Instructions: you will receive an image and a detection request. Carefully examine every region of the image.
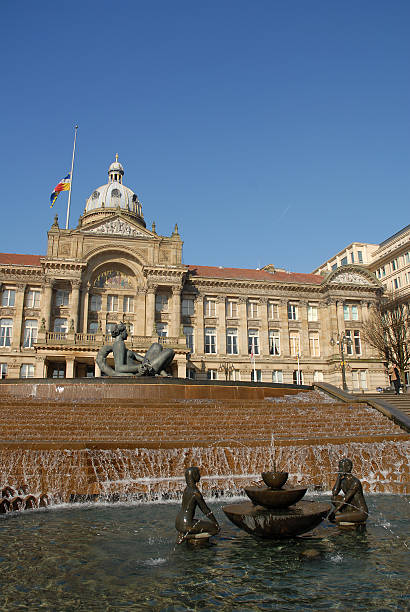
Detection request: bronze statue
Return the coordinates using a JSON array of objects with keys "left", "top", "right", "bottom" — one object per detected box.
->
[
  {"left": 329, "top": 458, "right": 368, "bottom": 524},
  {"left": 175, "top": 467, "right": 220, "bottom": 542},
  {"left": 96, "top": 323, "right": 174, "bottom": 377}
]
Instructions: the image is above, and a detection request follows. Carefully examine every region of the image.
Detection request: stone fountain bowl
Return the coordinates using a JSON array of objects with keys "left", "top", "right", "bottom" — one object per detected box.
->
[
  {"left": 244, "top": 485, "right": 307, "bottom": 509},
  {"left": 261, "top": 471, "right": 288, "bottom": 489},
  {"left": 223, "top": 500, "right": 331, "bottom": 539}
]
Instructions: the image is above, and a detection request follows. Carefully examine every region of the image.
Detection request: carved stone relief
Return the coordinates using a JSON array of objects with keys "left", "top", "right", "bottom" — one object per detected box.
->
[
  {"left": 330, "top": 272, "right": 372, "bottom": 286},
  {"left": 86, "top": 219, "right": 149, "bottom": 238}
]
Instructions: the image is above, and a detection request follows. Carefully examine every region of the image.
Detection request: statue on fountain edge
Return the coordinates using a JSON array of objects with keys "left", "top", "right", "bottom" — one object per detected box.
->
[
  {"left": 96, "top": 322, "right": 175, "bottom": 377},
  {"left": 329, "top": 458, "right": 368, "bottom": 525}
]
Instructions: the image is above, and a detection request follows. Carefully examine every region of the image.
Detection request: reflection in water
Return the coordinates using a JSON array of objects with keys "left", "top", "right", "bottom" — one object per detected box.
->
[{"left": 0, "top": 495, "right": 408, "bottom": 610}]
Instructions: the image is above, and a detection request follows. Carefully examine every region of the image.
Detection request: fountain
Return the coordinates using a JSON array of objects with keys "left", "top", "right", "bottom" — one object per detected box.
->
[
  {"left": 0, "top": 485, "right": 49, "bottom": 513},
  {"left": 222, "top": 463, "right": 331, "bottom": 538}
]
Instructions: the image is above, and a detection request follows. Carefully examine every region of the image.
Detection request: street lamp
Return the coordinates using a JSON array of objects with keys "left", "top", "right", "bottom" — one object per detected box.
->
[
  {"left": 330, "top": 332, "right": 353, "bottom": 391},
  {"left": 218, "top": 360, "right": 234, "bottom": 381}
]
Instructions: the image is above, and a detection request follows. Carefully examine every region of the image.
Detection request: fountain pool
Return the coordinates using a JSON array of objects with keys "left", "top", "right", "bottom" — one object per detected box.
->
[{"left": 0, "top": 495, "right": 408, "bottom": 610}]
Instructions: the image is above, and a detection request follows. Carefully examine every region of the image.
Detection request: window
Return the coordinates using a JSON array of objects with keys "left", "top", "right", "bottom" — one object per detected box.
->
[
  {"left": 354, "top": 330, "right": 361, "bottom": 355},
  {"left": 90, "top": 294, "right": 102, "bottom": 312},
  {"left": 232, "top": 369, "right": 240, "bottom": 382},
  {"left": 183, "top": 326, "right": 194, "bottom": 352},
  {"left": 55, "top": 290, "right": 69, "bottom": 307},
  {"left": 187, "top": 368, "right": 196, "bottom": 380},
  {"left": 88, "top": 322, "right": 98, "bottom": 334},
  {"left": 207, "top": 369, "right": 217, "bottom": 380},
  {"left": 2, "top": 289, "right": 15, "bottom": 307},
  {"left": 345, "top": 330, "right": 353, "bottom": 355},
  {"left": 107, "top": 295, "right": 118, "bottom": 312},
  {"left": 155, "top": 294, "right": 168, "bottom": 313},
  {"left": 307, "top": 304, "right": 318, "bottom": 322},
  {"left": 247, "top": 301, "right": 259, "bottom": 318},
  {"left": 20, "top": 364, "right": 34, "bottom": 378},
  {"left": 289, "top": 332, "right": 300, "bottom": 356},
  {"left": 248, "top": 329, "right": 259, "bottom": 355},
  {"left": 251, "top": 369, "right": 261, "bottom": 382},
  {"left": 52, "top": 366, "right": 65, "bottom": 378},
  {"left": 226, "top": 328, "right": 238, "bottom": 355},
  {"left": 309, "top": 332, "right": 320, "bottom": 357},
  {"left": 272, "top": 370, "right": 283, "bottom": 383},
  {"left": 156, "top": 323, "right": 168, "bottom": 338},
  {"left": 268, "top": 302, "right": 279, "bottom": 320},
  {"left": 358, "top": 251, "right": 363, "bottom": 263},
  {"left": 352, "top": 369, "right": 367, "bottom": 390},
  {"left": 293, "top": 370, "right": 303, "bottom": 385},
  {"left": 269, "top": 330, "right": 280, "bottom": 355},
  {"left": 351, "top": 305, "right": 359, "bottom": 321},
  {"left": 381, "top": 266, "right": 386, "bottom": 277},
  {"left": 23, "top": 320, "right": 38, "bottom": 348},
  {"left": 331, "top": 263, "right": 337, "bottom": 271},
  {"left": 405, "top": 252, "right": 410, "bottom": 264},
  {"left": 123, "top": 296, "right": 134, "bottom": 312},
  {"left": 287, "top": 304, "right": 298, "bottom": 320},
  {"left": 182, "top": 298, "right": 194, "bottom": 316},
  {"left": 341, "top": 256, "right": 348, "bottom": 266},
  {"left": 53, "top": 318, "right": 68, "bottom": 333},
  {"left": 25, "top": 290, "right": 40, "bottom": 308},
  {"left": 344, "top": 305, "right": 359, "bottom": 321},
  {"left": 205, "top": 327, "right": 216, "bottom": 354},
  {"left": 393, "top": 278, "right": 401, "bottom": 290},
  {"left": 204, "top": 298, "right": 216, "bottom": 317},
  {"left": 0, "top": 363, "right": 7, "bottom": 379},
  {"left": 351, "top": 253, "right": 355, "bottom": 263},
  {"left": 106, "top": 322, "right": 116, "bottom": 335},
  {"left": 391, "top": 259, "right": 398, "bottom": 271},
  {"left": 0, "top": 319, "right": 13, "bottom": 347},
  {"left": 313, "top": 370, "right": 323, "bottom": 382},
  {"left": 226, "top": 300, "right": 238, "bottom": 318}
]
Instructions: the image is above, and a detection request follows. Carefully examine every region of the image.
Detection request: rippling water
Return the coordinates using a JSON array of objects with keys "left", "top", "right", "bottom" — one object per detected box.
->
[{"left": 0, "top": 495, "right": 408, "bottom": 611}]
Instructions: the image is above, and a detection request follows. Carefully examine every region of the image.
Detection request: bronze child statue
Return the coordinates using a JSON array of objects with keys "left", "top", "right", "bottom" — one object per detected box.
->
[
  {"left": 329, "top": 457, "right": 368, "bottom": 525},
  {"left": 175, "top": 467, "right": 220, "bottom": 543}
]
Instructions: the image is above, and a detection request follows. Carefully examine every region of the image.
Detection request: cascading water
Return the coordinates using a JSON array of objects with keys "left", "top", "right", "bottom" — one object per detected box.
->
[{"left": 0, "top": 385, "right": 408, "bottom": 505}]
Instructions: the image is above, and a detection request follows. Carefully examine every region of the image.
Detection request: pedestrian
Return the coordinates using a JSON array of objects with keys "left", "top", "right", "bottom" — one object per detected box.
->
[{"left": 388, "top": 363, "right": 401, "bottom": 395}]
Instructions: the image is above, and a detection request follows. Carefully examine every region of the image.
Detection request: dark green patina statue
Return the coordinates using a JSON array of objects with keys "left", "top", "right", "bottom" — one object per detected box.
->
[
  {"left": 329, "top": 458, "right": 368, "bottom": 525},
  {"left": 96, "top": 322, "right": 174, "bottom": 377},
  {"left": 175, "top": 467, "right": 220, "bottom": 543}
]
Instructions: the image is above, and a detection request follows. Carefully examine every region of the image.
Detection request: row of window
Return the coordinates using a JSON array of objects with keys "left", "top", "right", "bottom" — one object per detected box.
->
[
  {"left": 377, "top": 252, "right": 410, "bottom": 279},
  {"left": 1, "top": 289, "right": 41, "bottom": 308},
  {"left": 330, "top": 251, "right": 364, "bottom": 271},
  {"left": 205, "top": 367, "right": 368, "bottom": 387},
  {"left": 0, "top": 319, "right": 38, "bottom": 347},
  {"left": 0, "top": 363, "right": 34, "bottom": 378}
]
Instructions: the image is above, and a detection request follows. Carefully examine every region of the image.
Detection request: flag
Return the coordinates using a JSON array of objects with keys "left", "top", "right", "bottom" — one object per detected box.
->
[{"left": 50, "top": 173, "right": 71, "bottom": 208}]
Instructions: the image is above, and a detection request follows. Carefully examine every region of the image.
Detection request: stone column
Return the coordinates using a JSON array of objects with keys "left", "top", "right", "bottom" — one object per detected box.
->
[
  {"left": 195, "top": 294, "right": 204, "bottom": 354},
  {"left": 145, "top": 286, "right": 156, "bottom": 337},
  {"left": 41, "top": 278, "right": 54, "bottom": 331},
  {"left": 94, "top": 360, "right": 101, "bottom": 377},
  {"left": 135, "top": 289, "right": 146, "bottom": 336},
  {"left": 81, "top": 282, "right": 90, "bottom": 333},
  {"left": 217, "top": 296, "right": 226, "bottom": 355},
  {"left": 71, "top": 280, "right": 81, "bottom": 333},
  {"left": 66, "top": 357, "right": 75, "bottom": 379},
  {"left": 35, "top": 356, "right": 45, "bottom": 378},
  {"left": 336, "top": 300, "right": 345, "bottom": 333},
  {"left": 175, "top": 354, "right": 187, "bottom": 378},
  {"left": 238, "top": 297, "right": 248, "bottom": 356},
  {"left": 259, "top": 297, "right": 269, "bottom": 357},
  {"left": 171, "top": 286, "right": 181, "bottom": 338},
  {"left": 11, "top": 283, "right": 26, "bottom": 349}
]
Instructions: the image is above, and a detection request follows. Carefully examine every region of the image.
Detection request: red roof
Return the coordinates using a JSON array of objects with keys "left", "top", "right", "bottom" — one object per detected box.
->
[
  {"left": 187, "top": 265, "right": 323, "bottom": 285},
  {"left": 0, "top": 253, "right": 43, "bottom": 267}
]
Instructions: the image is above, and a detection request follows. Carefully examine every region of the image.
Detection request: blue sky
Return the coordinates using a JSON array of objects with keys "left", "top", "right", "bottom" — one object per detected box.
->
[{"left": 1, "top": 1, "right": 409, "bottom": 272}]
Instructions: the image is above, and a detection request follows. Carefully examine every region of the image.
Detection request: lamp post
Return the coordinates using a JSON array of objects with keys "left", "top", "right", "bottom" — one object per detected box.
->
[
  {"left": 330, "top": 332, "right": 352, "bottom": 391},
  {"left": 218, "top": 360, "right": 234, "bottom": 381}
]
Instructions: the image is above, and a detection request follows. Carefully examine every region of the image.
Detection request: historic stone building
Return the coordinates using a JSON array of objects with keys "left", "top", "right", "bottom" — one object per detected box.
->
[{"left": 0, "top": 157, "right": 387, "bottom": 390}]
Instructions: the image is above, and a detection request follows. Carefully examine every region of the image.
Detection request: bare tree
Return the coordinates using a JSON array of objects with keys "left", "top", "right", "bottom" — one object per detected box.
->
[{"left": 362, "top": 296, "right": 409, "bottom": 390}]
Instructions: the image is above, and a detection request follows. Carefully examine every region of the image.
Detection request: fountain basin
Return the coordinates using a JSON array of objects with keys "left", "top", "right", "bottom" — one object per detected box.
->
[
  {"left": 261, "top": 471, "right": 288, "bottom": 489},
  {"left": 244, "top": 485, "right": 307, "bottom": 508},
  {"left": 223, "top": 500, "right": 331, "bottom": 538}
]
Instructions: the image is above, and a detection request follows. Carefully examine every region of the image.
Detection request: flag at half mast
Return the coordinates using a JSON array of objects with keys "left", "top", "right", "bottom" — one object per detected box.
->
[{"left": 50, "top": 173, "right": 71, "bottom": 208}]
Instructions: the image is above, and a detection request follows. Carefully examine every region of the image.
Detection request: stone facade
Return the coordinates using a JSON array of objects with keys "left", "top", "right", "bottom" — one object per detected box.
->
[{"left": 0, "top": 158, "right": 388, "bottom": 391}]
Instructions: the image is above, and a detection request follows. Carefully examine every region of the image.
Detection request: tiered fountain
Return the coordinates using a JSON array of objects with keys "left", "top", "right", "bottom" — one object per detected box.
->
[{"left": 223, "top": 463, "right": 331, "bottom": 538}]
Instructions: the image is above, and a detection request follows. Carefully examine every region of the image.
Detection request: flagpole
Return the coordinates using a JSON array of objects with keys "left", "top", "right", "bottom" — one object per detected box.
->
[{"left": 66, "top": 125, "right": 78, "bottom": 230}]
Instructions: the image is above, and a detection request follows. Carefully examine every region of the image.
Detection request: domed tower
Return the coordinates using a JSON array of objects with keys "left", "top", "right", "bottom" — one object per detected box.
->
[{"left": 79, "top": 155, "right": 146, "bottom": 228}]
